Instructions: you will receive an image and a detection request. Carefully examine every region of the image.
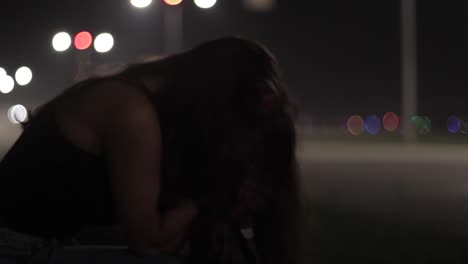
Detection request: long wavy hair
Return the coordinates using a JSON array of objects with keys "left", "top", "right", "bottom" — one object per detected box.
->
[{"left": 120, "top": 36, "right": 301, "bottom": 263}]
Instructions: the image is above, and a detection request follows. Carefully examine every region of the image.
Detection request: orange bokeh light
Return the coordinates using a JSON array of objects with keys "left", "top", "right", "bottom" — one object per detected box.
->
[
  {"left": 164, "top": 0, "right": 183, "bottom": 5},
  {"left": 347, "top": 115, "right": 365, "bottom": 136}
]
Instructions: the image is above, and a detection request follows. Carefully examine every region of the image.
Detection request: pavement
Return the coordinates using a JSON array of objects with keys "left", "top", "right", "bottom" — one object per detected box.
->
[{"left": 297, "top": 142, "right": 468, "bottom": 263}]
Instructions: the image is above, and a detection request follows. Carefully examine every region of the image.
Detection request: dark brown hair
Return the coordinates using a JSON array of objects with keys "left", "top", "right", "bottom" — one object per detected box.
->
[{"left": 123, "top": 36, "right": 300, "bottom": 263}]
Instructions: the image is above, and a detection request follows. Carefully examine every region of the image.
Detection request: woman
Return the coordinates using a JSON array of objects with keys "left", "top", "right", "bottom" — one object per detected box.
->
[{"left": 0, "top": 37, "right": 300, "bottom": 264}]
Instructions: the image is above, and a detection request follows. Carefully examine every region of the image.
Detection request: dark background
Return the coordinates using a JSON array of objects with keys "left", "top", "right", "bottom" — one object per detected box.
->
[{"left": 0, "top": 0, "right": 467, "bottom": 129}]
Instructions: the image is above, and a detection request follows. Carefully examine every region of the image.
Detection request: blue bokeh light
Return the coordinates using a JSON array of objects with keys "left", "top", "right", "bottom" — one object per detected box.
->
[
  {"left": 365, "top": 115, "right": 382, "bottom": 135},
  {"left": 447, "top": 115, "right": 461, "bottom": 134}
]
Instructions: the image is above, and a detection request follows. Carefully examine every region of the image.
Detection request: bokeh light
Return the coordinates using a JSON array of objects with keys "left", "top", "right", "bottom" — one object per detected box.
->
[
  {"left": 243, "top": 0, "right": 276, "bottom": 11},
  {"left": 0, "top": 75, "right": 15, "bottom": 94},
  {"left": 52, "top": 32, "right": 72, "bottom": 52},
  {"left": 347, "top": 115, "right": 365, "bottom": 136},
  {"left": 447, "top": 115, "right": 461, "bottom": 134},
  {"left": 74, "top": 31, "right": 93, "bottom": 50},
  {"left": 421, "top": 116, "right": 432, "bottom": 135},
  {"left": 7, "top": 104, "right": 28, "bottom": 124},
  {"left": 365, "top": 115, "right": 382, "bottom": 135},
  {"left": 15, "top": 67, "right": 33, "bottom": 86},
  {"left": 460, "top": 117, "right": 468, "bottom": 134},
  {"left": 382, "top": 112, "right": 399, "bottom": 132},
  {"left": 194, "top": 0, "right": 217, "bottom": 8},
  {"left": 164, "top": 0, "right": 183, "bottom": 5},
  {"left": 0, "top": 67, "right": 6, "bottom": 76},
  {"left": 94, "top": 33, "right": 114, "bottom": 53},
  {"left": 410, "top": 115, "right": 431, "bottom": 135},
  {"left": 130, "top": 0, "right": 153, "bottom": 8}
]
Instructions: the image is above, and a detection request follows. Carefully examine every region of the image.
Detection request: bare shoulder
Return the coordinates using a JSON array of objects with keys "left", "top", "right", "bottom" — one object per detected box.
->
[
  {"left": 89, "top": 79, "right": 157, "bottom": 122},
  {"left": 54, "top": 78, "right": 161, "bottom": 156},
  {"left": 85, "top": 79, "right": 161, "bottom": 141}
]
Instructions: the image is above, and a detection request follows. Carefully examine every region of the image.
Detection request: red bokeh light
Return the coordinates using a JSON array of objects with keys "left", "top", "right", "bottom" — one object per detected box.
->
[
  {"left": 164, "top": 0, "right": 183, "bottom": 6},
  {"left": 383, "top": 112, "right": 400, "bottom": 132},
  {"left": 74, "top": 31, "right": 93, "bottom": 50}
]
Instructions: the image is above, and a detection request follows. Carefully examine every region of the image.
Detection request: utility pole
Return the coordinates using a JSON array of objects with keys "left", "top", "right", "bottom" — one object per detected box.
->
[
  {"left": 163, "top": 4, "right": 183, "bottom": 54},
  {"left": 401, "top": 0, "right": 418, "bottom": 142}
]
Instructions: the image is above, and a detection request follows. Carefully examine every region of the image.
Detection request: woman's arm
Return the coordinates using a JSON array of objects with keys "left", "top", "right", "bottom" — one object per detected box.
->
[{"left": 95, "top": 82, "right": 196, "bottom": 255}]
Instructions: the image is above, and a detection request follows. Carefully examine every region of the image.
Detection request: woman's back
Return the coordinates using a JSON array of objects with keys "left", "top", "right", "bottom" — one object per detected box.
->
[{"left": 0, "top": 77, "right": 154, "bottom": 240}]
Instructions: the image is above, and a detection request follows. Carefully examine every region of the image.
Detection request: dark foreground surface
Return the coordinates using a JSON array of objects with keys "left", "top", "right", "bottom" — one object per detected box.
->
[
  {"left": 3, "top": 141, "right": 468, "bottom": 263},
  {"left": 298, "top": 142, "right": 468, "bottom": 264},
  {"left": 300, "top": 203, "right": 468, "bottom": 264}
]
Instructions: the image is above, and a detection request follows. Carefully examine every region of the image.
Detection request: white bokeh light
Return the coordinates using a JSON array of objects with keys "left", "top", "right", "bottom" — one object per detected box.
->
[
  {"left": 194, "top": 0, "right": 217, "bottom": 8},
  {"left": 0, "top": 75, "right": 15, "bottom": 94},
  {"left": 52, "top": 32, "right": 72, "bottom": 52},
  {"left": 130, "top": 0, "right": 153, "bottom": 8},
  {"left": 94, "top": 33, "right": 114, "bottom": 53},
  {"left": 7, "top": 104, "right": 28, "bottom": 124},
  {"left": 0, "top": 67, "right": 6, "bottom": 76},
  {"left": 15, "top": 66, "right": 33, "bottom": 86}
]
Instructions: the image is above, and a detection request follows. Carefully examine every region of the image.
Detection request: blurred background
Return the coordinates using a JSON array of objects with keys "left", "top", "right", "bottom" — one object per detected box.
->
[{"left": 1, "top": 0, "right": 468, "bottom": 263}]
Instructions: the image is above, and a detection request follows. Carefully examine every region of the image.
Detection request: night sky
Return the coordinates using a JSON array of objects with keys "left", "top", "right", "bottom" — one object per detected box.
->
[{"left": 0, "top": 0, "right": 467, "bottom": 128}]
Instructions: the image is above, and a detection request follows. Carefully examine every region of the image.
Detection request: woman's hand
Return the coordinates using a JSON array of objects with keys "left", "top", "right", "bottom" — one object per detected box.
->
[{"left": 155, "top": 199, "right": 198, "bottom": 254}]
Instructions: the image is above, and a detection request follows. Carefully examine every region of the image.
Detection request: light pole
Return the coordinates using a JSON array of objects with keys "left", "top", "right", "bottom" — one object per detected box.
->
[
  {"left": 129, "top": 0, "right": 183, "bottom": 54},
  {"left": 74, "top": 49, "right": 93, "bottom": 82},
  {"left": 401, "top": 0, "right": 418, "bottom": 142},
  {"left": 163, "top": 2, "right": 184, "bottom": 53}
]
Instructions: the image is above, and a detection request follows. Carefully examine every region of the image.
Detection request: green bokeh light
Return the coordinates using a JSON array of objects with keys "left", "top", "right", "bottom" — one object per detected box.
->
[{"left": 410, "top": 115, "right": 431, "bottom": 135}]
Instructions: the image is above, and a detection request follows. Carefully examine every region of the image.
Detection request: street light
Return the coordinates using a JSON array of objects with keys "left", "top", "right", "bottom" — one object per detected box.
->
[
  {"left": 164, "top": 0, "right": 183, "bottom": 6},
  {"left": 132, "top": 0, "right": 217, "bottom": 54},
  {"left": 0, "top": 67, "right": 6, "bottom": 76},
  {"left": 94, "top": 33, "right": 114, "bottom": 53},
  {"left": 15, "top": 66, "right": 33, "bottom": 86},
  {"left": 7, "top": 104, "right": 28, "bottom": 124},
  {"left": 52, "top": 32, "right": 72, "bottom": 52},
  {"left": 52, "top": 30, "right": 114, "bottom": 82},
  {"left": 130, "top": 0, "right": 153, "bottom": 8},
  {"left": 74, "top": 31, "right": 93, "bottom": 50},
  {"left": 194, "top": 0, "right": 217, "bottom": 9},
  {"left": 0, "top": 75, "right": 15, "bottom": 94}
]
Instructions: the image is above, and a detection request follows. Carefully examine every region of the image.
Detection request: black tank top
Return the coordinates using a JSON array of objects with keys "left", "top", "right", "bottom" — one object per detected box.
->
[{"left": 0, "top": 76, "right": 164, "bottom": 240}]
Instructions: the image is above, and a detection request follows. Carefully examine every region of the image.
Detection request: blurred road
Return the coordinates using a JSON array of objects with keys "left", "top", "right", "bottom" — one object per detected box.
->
[
  {"left": 298, "top": 142, "right": 468, "bottom": 236},
  {"left": 296, "top": 142, "right": 468, "bottom": 263},
  {"left": 2, "top": 128, "right": 468, "bottom": 234}
]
